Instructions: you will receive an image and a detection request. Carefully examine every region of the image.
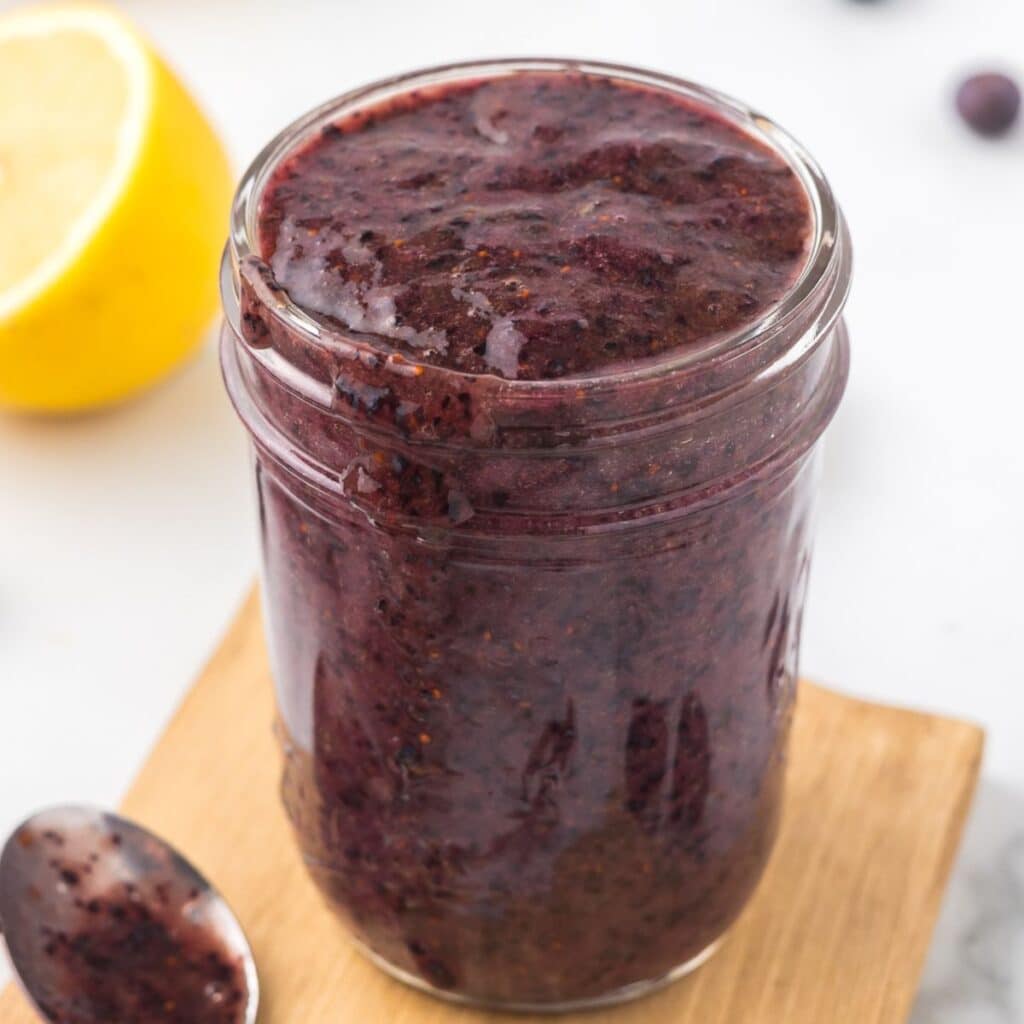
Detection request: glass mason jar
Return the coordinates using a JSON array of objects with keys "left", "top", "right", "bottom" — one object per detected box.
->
[{"left": 220, "top": 59, "right": 851, "bottom": 1012}]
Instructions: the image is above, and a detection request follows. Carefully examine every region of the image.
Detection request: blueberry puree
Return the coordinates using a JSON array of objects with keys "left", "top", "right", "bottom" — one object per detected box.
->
[
  {"left": 223, "top": 64, "right": 850, "bottom": 1008},
  {"left": 259, "top": 74, "right": 809, "bottom": 380},
  {"left": 10, "top": 827, "right": 246, "bottom": 1024}
]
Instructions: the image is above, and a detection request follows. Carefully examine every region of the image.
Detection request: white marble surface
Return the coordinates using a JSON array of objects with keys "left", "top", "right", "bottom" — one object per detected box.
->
[
  {"left": 2, "top": 0, "right": 1024, "bottom": 1017},
  {"left": 915, "top": 783, "right": 1024, "bottom": 1024}
]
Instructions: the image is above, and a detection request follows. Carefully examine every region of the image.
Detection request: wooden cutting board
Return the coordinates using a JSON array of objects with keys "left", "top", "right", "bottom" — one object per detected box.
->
[{"left": 1, "top": 590, "right": 984, "bottom": 1023}]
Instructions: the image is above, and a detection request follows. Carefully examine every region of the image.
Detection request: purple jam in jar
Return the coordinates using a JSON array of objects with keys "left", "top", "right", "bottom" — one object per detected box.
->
[{"left": 220, "top": 59, "right": 851, "bottom": 1011}]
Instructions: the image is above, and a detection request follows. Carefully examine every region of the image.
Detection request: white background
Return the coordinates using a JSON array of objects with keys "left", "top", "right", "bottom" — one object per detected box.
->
[{"left": 2, "top": 0, "right": 1023, "bottom": 1016}]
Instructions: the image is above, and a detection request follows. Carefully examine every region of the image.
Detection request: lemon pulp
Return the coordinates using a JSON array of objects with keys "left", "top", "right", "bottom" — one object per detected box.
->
[{"left": 0, "top": 5, "right": 232, "bottom": 411}]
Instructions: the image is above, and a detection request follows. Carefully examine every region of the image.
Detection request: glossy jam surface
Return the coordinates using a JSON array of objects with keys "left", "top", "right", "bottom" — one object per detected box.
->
[
  {"left": 6, "top": 824, "right": 247, "bottom": 1024},
  {"left": 229, "top": 67, "right": 845, "bottom": 1008},
  {"left": 259, "top": 73, "right": 810, "bottom": 380}
]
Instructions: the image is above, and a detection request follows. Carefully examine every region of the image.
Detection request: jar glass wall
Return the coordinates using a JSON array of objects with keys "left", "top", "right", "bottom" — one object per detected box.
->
[{"left": 220, "top": 59, "right": 851, "bottom": 1012}]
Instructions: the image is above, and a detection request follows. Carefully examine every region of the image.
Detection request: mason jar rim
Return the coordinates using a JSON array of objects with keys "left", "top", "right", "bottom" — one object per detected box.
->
[{"left": 223, "top": 57, "right": 851, "bottom": 395}]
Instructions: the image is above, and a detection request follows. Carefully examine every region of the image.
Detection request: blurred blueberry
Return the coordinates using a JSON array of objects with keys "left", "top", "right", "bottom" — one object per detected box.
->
[{"left": 956, "top": 73, "right": 1021, "bottom": 138}]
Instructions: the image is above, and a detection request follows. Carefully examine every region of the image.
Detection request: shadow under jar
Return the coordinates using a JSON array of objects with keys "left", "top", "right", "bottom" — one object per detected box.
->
[{"left": 220, "top": 59, "right": 851, "bottom": 1012}]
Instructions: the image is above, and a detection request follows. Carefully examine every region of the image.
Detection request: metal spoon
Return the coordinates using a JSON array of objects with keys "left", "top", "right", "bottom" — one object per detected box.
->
[{"left": 0, "top": 806, "right": 259, "bottom": 1024}]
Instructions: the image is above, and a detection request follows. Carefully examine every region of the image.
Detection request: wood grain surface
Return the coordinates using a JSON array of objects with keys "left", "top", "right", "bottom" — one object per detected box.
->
[{"left": 0, "top": 590, "right": 984, "bottom": 1023}]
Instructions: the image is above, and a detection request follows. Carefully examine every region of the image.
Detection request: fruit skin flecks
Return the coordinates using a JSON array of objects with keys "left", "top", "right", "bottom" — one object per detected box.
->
[
  {"left": 956, "top": 72, "right": 1022, "bottom": 138},
  {"left": 259, "top": 74, "right": 810, "bottom": 382}
]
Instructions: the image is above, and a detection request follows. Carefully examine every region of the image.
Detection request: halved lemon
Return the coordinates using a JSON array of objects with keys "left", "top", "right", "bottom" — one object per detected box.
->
[{"left": 0, "top": 4, "right": 232, "bottom": 411}]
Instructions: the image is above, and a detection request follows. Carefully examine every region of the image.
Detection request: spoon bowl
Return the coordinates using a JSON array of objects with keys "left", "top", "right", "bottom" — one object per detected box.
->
[{"left": 0, "top": 806, "right": 258, "bottom": 1024}]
